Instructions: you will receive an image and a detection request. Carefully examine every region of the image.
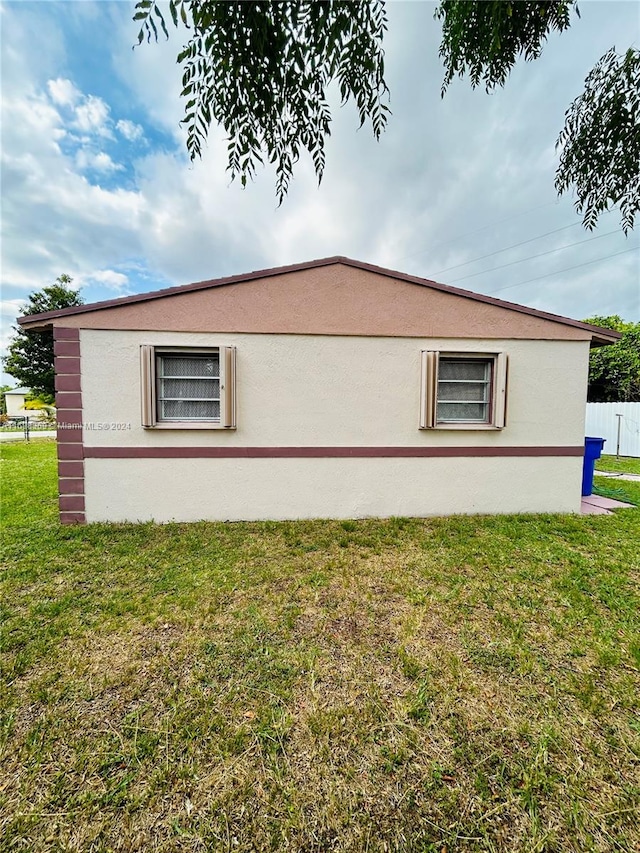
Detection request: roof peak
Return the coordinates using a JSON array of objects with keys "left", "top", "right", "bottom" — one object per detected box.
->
[{"left": 17, "top": 255, "right": 620, "bottom": 345}]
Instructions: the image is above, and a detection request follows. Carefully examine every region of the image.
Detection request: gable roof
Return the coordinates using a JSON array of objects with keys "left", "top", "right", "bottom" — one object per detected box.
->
[{"left": 18, "top": 256, "right": 620, "bottom": 345}]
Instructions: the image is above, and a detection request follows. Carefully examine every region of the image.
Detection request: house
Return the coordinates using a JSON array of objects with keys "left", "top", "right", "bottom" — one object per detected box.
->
[
  {"left": 3, "top": 388, "right": 53, "bottom": 421},
  {"left": 4, "top": 388, "right": 30, "bottom": 418},
  {"left": 17, "top": 256, "right": 620, "bottom": 525}
]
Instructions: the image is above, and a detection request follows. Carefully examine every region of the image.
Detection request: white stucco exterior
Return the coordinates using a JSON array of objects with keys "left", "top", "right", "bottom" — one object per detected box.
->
[
  {"left": 84, "top": 456, "right": 582, "bottom": 522},
  {"left": 77, "top": 329, "right": 589, "bottom": 522},
  {"left": 80, "top": 330, "right": 589, "bottom": 449}
]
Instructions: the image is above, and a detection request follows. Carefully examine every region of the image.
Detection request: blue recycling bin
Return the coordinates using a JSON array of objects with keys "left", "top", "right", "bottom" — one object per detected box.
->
[{"left": 582, "top": 436, "right": 606, "bottom": 496}]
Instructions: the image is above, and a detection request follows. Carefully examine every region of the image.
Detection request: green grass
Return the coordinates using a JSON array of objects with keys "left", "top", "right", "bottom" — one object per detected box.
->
[
  {"left": 593, "top": 475, "right": 640, "bottom": 507},
  {"left": 2, "top": 441, "right": 639, "bottom": 852},
  {"left": 595, "top": 455, "right": 640, "bottom": 475}
]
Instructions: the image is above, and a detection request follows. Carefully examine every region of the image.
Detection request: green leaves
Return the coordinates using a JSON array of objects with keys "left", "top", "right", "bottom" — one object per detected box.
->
[
  {"left": 2, "top": 276, "right": 84, "bottom": 400},
  {"left": 556, "top": 48, "right": 640, "bottom": 234},
  {"left": 435, "top": 2, "right": 638, "bottom": 234},
  {"left": 133, "top": 0, "right": 638, "bottom": 231},
  {"left": 436, "top": 1, "right": 578, "bottom": 94},
  {"left": 134, "top": 0, "right": 389, "bottom": 204},
  {"left": 584, "top": 316, "right": 640, "bottom": 403}
]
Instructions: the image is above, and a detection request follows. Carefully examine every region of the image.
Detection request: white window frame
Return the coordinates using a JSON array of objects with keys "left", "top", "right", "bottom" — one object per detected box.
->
[
  {"left": 420, "top": 350, "right": 508, "bottom": 430},
  {"left": 140, "top": 345, "right": 236, "bottom": 429}
]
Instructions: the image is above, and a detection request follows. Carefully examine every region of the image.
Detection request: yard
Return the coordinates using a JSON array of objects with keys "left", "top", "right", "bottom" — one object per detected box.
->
[
  {"left": 596, "top": 455, "right": 640, "bottom": 477},
  {"left": 1, "top": 440, "right": 639, "bottom": 852}
]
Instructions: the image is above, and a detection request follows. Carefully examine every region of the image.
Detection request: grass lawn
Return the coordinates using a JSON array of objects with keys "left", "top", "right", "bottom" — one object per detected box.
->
[
  {"left": 595, "top": 455, "right": 640, "bottom": 476},
  {"left": 1, "top": 441, "right": 639, "bottom": 852},
  {"left": 593, "top": 476, "right": 640, "bottom": 507}
]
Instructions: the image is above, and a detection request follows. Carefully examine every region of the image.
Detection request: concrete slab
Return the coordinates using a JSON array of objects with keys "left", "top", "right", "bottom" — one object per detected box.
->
[
  {"left": 581, "top": 494, "right": 635, "bottom": 515},
  {"left": 580, "top": 501, "right": 613, "bottom": 515},
  {"left": 584, "top": 494, "right": 635, "bottom": 509}
]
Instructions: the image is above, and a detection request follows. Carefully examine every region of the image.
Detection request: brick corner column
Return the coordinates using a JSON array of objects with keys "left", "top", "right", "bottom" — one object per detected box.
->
[{"left": 54, "top": 327, "right": 85, "bottom": 524}]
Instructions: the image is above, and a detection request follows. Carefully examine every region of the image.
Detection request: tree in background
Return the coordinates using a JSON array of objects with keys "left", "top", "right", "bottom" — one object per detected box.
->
[
  {"left": 584, "top": 316, "right": 640, "bottom": 402},
  {"left": 134, "top": 0, "right": 639, "bottom": 231},
  {"left": 3, "top": 275, "right": 84, "bottom": 403},
  {"left": 0, "top": 385, "right": 13, "bottom": 417}
]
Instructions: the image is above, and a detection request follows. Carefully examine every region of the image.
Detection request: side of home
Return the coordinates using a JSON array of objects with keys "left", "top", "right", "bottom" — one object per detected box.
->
[
  {"left": 19, "top": 257, "right": 619, "bottom": 524},
  {"left": 3, "top": 388, "right": 54, "bottom": 421},
  {"left": 4, "top": 389, "right": 30, "bottom": 418}
]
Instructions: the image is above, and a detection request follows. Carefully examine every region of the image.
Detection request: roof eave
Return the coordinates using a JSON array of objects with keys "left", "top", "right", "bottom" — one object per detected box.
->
[{"left": 13, "top": 256, "right": 624, "bottom": 345}]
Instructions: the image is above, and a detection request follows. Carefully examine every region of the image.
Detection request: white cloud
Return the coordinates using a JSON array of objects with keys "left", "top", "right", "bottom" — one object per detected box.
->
[
  {"left": 1, "top": 84, "right": 145, "bottom": 294},
  {"left": 0, "top": 299, "right": 26, "bottom": 319},
  {"left": 74, "top": 94, "right": 111, "bottom": 136},
  {"left": 75, "top": 150, "right": 123, "bottom": 173},
  {"left": 1, "top": 0, "right": 638, "bottom": 348},
  {"left": 116, "top": 119, "right": 144, "bottom": 142},
  {"left": 47, "top": 77, "right": 81, "bottom": 107},
  {"left": 83, "top": 269, "right": 129, "bottom": 291},
  {"left": 0, "top": 299, "right": 27, "bottom": 352}
]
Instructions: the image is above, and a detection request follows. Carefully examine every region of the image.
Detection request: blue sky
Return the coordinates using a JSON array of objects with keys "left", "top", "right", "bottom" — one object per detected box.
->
[{"left": 1, "top": 1, "right": 639, "bottom": 385}]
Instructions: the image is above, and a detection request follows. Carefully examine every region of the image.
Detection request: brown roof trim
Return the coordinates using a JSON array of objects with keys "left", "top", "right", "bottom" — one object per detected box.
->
[{"left": 17, "top": 255, "right": 621, "bottom": 344}]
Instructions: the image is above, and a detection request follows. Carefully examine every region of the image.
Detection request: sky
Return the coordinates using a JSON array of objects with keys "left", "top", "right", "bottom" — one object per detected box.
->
[{"left": 1, "top": 0, "right": 639, "bottom": 386}]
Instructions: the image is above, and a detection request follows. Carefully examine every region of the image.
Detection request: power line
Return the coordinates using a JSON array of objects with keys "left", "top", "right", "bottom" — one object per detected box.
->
[
  {"left": 483, "top": 246, "right": 639, "bottom": 295},
  {"left": 433, "top": 222, "right": 583, "bottom": 275},
  {"left": 399, "top": 200, "right": 619, "bottom": 266},
  {"left": 398, "top": 200, "right": 562, "bottom": 263},
  {"left": 447, "top": 229, "right": 620, "bottom": 283}
]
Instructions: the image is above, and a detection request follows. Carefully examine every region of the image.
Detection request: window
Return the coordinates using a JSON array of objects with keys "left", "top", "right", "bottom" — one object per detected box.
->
[
  {"left": 420, "top": 351, "right": 508, "bottom": 429},
  {"left": 157, "top": 352, "right": 220, "bottom": 421},
  {"left": 140, "top": 345, "right": 236, "bottom": 429}
]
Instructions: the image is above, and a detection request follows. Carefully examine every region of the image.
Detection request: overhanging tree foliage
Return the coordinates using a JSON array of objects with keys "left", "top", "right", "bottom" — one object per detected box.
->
[
  {"left": 134, "top": 0, "right": 639, "bottom": 231},
  {"left": 436, "top": 0, "right": 577, "bottom": 92},
  {"left": 135, "top": 0, "right": 389, "bottom": 202},
  {"left": 584, "top": 316, "right": 640, "bottom": 403},
  {"left": 3, "top": 276, "right": 84, "bottom": 403},
  {"left": 556, "top": 48, "right": 640, "bottom": 235}
]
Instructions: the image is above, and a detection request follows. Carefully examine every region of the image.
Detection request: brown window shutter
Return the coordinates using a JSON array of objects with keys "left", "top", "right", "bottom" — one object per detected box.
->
[
  {"left": 420, "top": 350, "right": 438, "bottom": 429},
  {"left": 140, "top": 345, "right": 156, "bottom": 427},
  {"left": 221, "top": 346, "right": 237, "bottom": 428},
  {"left": 493, "top": 352, "right": 509, "bottom": 428}
]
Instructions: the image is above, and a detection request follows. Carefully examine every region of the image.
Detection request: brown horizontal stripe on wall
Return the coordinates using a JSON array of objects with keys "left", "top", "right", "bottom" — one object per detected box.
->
[
  {"left": 54, "top": 340, "right": 81, "bottom": 357},
  {"left": 84, "top": 445, "right": 584, "bottom": 459},
  {"left": 53, "top": 326, "right": 80, "bottom": 341}
]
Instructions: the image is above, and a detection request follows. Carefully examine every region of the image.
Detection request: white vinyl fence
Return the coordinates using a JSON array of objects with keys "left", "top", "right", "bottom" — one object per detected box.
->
[{"left": 585, "top": 402, "right": 640, "bottom": 458}]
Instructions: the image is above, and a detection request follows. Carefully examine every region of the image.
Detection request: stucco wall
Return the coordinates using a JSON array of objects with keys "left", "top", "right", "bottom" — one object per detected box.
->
[
  {"left": 75, "top": 329, "right": 589, "bottom": 521},
  {"left": 5, "top": 394, "right": 27, "bottom": 417},
  {"left": 84, "top": 457, "right": 582, "bottom": 522},
  {"left": 80, "top": 330, "right": 589, "bottom": 449},
  {"left": 53, "top": 263, "right": 593, "bottom": 341}
]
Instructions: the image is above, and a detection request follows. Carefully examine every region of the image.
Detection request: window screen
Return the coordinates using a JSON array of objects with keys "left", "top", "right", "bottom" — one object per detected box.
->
[
  {"left": 156, "top": 352, "right": 220, "bottom": 421},
  {"left": 436, "top": 358, "right": 491, "bottom": 423}
]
